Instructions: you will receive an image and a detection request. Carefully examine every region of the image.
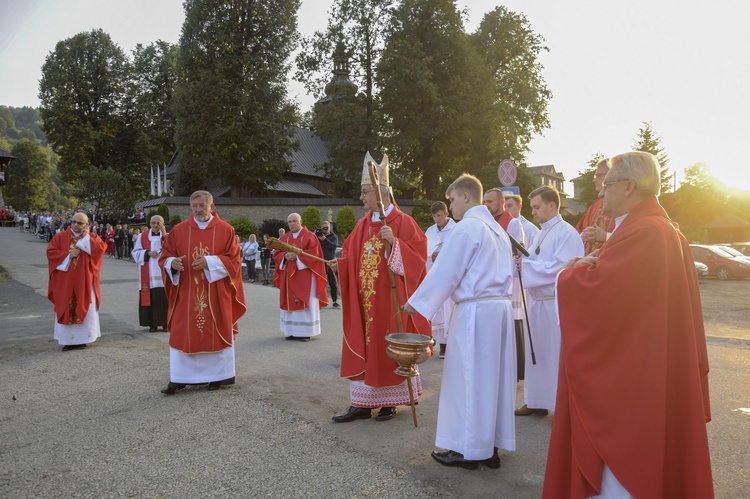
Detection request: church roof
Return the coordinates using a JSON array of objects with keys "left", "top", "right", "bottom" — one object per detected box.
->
[{"left": 0, "top": 147, "right": 16, "bottom": 160}]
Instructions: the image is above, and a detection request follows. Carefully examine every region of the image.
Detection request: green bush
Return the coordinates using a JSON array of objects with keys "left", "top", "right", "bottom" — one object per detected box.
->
[
  {"left": 157, "top": 203, "right": 170, "bottom": 221},
  {"left": 410, "top": 202, "right": 433, "bottom": 231},
  {"left": 336, "top": 206, "right": 357, "bottom": 241},
  {"left": 147, "top": 209, "right": 158, "bottom": 222},
  {"left": 169, "top": 214, "right": 182, "bottom": 227},
  {"left": 229, "top": 216, "right": 256, "bottom": 239},
  {"left": 301, "top": 206, "right": 322, "bottom": 231}
]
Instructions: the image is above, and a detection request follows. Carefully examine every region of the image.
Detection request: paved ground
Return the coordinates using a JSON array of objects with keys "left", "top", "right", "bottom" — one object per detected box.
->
[{"left": 0, "top": 227, "right": 748, "bottom": 498}]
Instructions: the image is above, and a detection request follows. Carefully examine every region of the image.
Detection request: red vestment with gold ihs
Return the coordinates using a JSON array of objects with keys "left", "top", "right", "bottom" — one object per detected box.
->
[
  {"left": 575, "top": 198, "right": 615, "bottom": 254},
  {"left": 545, "top": 196, "right": 713, "bottom": 498},
  {"left": 159, "top": 213, "right": 246, "bottom": 354},
  {"left": 339, "top": 207, "right": 431, "bottom": 388},
  {"left": 272, "top": 227, "right": 329, "bottom": 310},
  {"left": 47, "top": 228, "right": 107, "bottom": 324}
]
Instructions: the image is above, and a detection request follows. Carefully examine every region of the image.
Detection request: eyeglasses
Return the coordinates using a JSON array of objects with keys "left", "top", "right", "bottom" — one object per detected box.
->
[
  {"left": 360, "top": 189, "right": 376, "bottom": 196},
  {"left": 601, "top": 179, "right": 631, "bottom": 190},
  {"left": 71, "top": 220, "right": 87, "bottom": 225}
]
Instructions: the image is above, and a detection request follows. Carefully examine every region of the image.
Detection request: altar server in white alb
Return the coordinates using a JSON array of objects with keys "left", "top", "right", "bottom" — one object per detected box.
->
[
  {"left": 423, "top": 201, "right": 456, "bottom": 359},
  {"left": 405, "top": 174, "right": 516, "bottom": 470},
  {"left": 515, "top": 185, "right": 584, "bottom": 416},
  {"left": 132, "top": 215, "right": 168, "bottom": 332}
]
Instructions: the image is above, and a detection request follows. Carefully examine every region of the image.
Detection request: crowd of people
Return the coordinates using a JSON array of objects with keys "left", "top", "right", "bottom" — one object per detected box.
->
[{"left": 38, "top": 150, "right": 714, "bottom": 498}]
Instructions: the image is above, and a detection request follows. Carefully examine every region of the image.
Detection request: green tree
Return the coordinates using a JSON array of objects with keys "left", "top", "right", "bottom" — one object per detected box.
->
[
  {"left": 296, "top": 0, "right": 394, "bottom": 195},
  {"left": 335, "top": 205, "right": 357, "bottom": 240},
  {"left": 5, "top": 139, "right": 50, "bottom": 210},
  {"left": 376, "top": 0, "right": 496, "bottom": 199},
  {"left": 469, "top": 7, "right": 551, "bottom": 164},
  {"left": 38, "top": 29, "right": 130, "bottom": 181},
  {"left": 131, "top": 41, "right": 179, "bottom": 164},
  {"left": 75, "top": 166, "right": 135, "bottom": 217},
  {"left": 301, "top": 205, "right": 322, "bottom": 230},
  {"left": 633, "top": 122, "right": 673, "bottom": 194},
  {"left": 173, "top": 0, "right": 300, "bottom": 196},
  {"left": 229, "top": 215, "right": 256, "bottom": 239}
]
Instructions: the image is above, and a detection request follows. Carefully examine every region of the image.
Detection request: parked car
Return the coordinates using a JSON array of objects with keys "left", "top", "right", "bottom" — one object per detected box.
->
[
  {"left": 694, "top": 261, "right": 708, "bottom": 279},
  {"left": 689, "top": 244, "right": 750, "bottom": 280},
  {"left": 725, "top": 242, "right": 750, "bottom": 256},
  {"left": 716, "top": 245, "right": 750, "bottom": 264}
]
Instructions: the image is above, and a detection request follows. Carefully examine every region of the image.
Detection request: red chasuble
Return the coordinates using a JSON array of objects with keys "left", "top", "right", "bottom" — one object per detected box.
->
[
  {"left": 338, "top": 207, "right": 431, "bottom": 387},
  {"left": 47, "top": 228, "right": 107, "bottom": 324},
  {"left": 496, "top": 210, "right": 513, "bottom": 231},
  {"left": 545, "top": 196, "right": 713, "bottom": 499},
  {"left": 159, "top": 213, "right": 246, "bottom": 354},
  {"left": 575, "top": 198, "right": 615, "bottom": 254},
  {"left": 273, "top": 227, "right": 329, "bottom": 310}
]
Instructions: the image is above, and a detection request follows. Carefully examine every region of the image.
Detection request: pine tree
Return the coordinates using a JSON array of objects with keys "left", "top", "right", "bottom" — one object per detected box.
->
[{"left": 633, "top": 122, "right": 673, "bottom": 194}]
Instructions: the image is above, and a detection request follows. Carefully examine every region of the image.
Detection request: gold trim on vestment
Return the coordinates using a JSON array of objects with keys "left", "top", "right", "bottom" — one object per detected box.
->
[{"left": 359, "top": 235, "right": 383, "bottom": 345}]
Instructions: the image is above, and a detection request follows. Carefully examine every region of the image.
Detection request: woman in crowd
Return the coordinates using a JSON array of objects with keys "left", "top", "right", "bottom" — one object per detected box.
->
[{"left": 105, "top": 224, "right": 116, "bottom": 257}]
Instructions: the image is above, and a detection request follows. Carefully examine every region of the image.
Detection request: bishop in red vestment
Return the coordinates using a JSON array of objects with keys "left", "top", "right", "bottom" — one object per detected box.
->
[
  {"left": 545, "top": 152, "right": 713, "bottom": 498},
  {"left": 331, "top": 153, "right": 431, "bottom": 423},
  {"left": 273, "top": 213, "right": 328, "bottom": 340},
  {"left": 158, "top": 192, "right": 246, "bottom": 394},
  {"left": 47, "top": 212, "right": 107, "bottom": 350}
]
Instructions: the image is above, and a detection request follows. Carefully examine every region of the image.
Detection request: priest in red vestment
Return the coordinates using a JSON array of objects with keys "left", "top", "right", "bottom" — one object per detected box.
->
[
  {"left": 158, "top": 191, "right": 246, "bottom": 394},
  {"left": 47, "top": 212, "right": 107, "bottom": 351},
  {"left": 273, "top": 212, "right": 329, "bottom": 340},
  {"left": 545, "top": 151, "right": 713, "bottom": 498},
  {"left": 575, "top": 158, "right": 615, "bottom": 254},
  {"left": 484, "top": 188, "right": 514, "bottom": 230},
  {"left": 329, "top": 152, "right": 431, "bottom": 423}
]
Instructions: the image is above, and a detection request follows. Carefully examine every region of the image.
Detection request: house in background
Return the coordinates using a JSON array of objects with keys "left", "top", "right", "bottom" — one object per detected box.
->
[
  {"left": 528, "top": 164, "right": 578, "bottom": 215},
  {"left": 701, "top": 214, "right": 750, "bottom": 243}
]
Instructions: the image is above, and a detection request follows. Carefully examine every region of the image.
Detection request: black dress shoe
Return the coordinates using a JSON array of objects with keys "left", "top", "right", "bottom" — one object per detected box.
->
[
  {"left": 160, "top": 382, "right": 186, "bottom": 395},
  {"left": 207, "top": 376, "right": 235, "bottom": 390},
  {"left": 332, "top": 406, "right": 372, "bottom": 423},
  {"left": 62, "top": 344, "right": 86, "bottom": 351},
  {"left": 483, "top": 448, "right": 501, "bottom": 469},
  {"left": 375, "top": 406, "right": 396, "bottom": 421},
  {"left": 285, "top": 336, "right": 296, "bottom": 341},
  {"left": 149, "top": 327, "right": 158, "bottom": 332},
  {"left": 296, "top": 336, "right": 310, "bottom": 342},
  {"left": 431, "top": 450, "right": 479, "bottom": 470}
]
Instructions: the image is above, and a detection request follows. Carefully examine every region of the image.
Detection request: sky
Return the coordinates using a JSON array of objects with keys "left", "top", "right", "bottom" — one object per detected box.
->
[{"left": 2, "top": 0, "right": 749, "bottom": 191}]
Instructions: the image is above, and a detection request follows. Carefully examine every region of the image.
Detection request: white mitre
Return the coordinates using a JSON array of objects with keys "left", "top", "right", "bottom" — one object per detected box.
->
[{"left": 361, "top": 151, "right": 389, "bottom": 187}]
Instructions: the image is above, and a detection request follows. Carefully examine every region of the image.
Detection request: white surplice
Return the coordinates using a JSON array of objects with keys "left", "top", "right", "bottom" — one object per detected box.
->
[
  {"left": 132, "top": 231, "right": 164, "bottom": 290},
  {"left": 424, "top": 217, "right": 456, "bottom": 344},
  {"left": 520, "top": 214, "right": 584, "bottom": 411},
  {"left": 408, "top": 205, "right": 516, "bottom": 460}
]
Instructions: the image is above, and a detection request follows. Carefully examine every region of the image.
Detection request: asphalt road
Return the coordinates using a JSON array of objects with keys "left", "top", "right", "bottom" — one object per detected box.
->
[{"left": 0, "top": 227, "right": 748, "bottom": 498}]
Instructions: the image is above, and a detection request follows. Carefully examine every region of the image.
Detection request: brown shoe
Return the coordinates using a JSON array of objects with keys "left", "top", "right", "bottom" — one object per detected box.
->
[{"left": 514, "top": 404, "right": 549, "bottom": 416}]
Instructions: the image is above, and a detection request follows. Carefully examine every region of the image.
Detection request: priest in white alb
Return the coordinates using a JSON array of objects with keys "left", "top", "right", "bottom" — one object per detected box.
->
[{"left": 405, "top": 174, "right": 516, "bottom": 470}]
